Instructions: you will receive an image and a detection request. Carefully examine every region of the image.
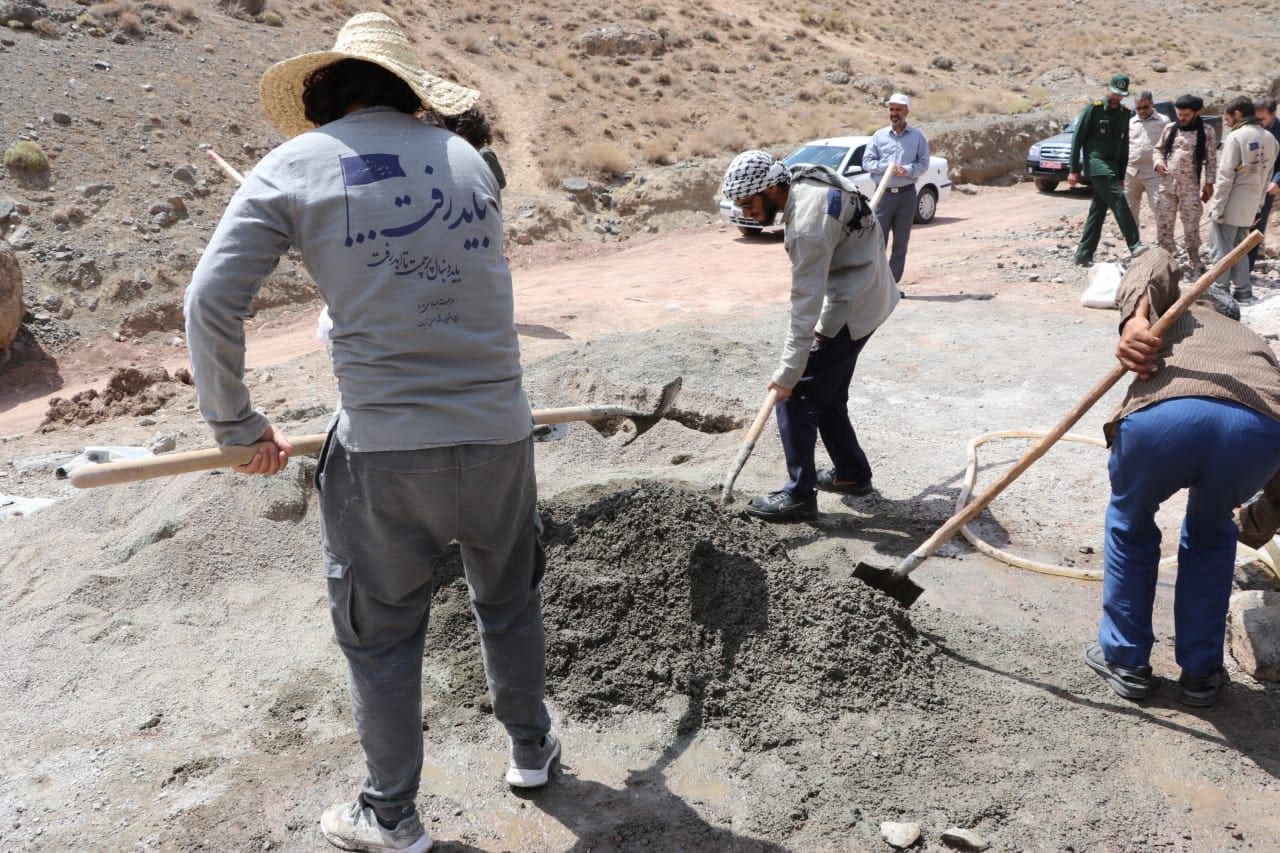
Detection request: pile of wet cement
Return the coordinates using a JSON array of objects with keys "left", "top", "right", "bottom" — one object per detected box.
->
[{"left": 428, "top": 481, "right": 942, "bottom": 748}]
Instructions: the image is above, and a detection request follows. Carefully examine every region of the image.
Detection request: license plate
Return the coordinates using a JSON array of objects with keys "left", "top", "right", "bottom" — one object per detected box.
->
[{"left": 1039, "top": 160, "right": 1063, "bottom": 170}]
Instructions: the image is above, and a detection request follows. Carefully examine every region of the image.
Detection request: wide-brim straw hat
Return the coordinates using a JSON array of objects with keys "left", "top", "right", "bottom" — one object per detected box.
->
[{"left": 259, "top": 11, "right": 479, "bottom": 138}]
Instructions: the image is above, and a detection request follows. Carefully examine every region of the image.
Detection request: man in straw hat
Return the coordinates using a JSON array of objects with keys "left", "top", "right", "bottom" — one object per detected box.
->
[
  {"left": 184, "top": 13, "right": 556, "bottom": 852},
  {"left": 721, "top": 150, "right": 898, "bottom": 522}
]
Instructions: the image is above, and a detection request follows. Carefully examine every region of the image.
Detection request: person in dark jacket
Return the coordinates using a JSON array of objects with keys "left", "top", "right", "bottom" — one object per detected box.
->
[{"left": 1069, "top": 73, "right": 1146, "bottom": 266}]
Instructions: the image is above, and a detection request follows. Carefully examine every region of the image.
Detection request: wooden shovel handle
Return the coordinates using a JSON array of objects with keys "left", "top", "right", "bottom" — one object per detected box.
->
[
  {"left": 897, "top": 232, "right": 1264, "bottom": 575},
  {"left": 720, "top": 388, "right": 780, "bottom": 503}
]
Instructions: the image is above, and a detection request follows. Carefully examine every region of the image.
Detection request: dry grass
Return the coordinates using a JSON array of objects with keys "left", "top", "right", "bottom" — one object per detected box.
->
[
  {"left": 4, "top": 140, "right": 50, "bottom": 173},
  {"left": 546, "top": 139, "right": 632, "bottom": 179}
]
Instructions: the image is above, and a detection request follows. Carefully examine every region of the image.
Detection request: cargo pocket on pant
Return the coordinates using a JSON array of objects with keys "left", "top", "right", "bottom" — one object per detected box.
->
[{"left": 324, "top": 548, "right": 360, "bottom": 645}]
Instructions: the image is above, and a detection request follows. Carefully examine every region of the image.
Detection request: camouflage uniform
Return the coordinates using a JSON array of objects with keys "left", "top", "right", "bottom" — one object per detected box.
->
[{"left": 1155, "top": 120, "right": 1218, "bottom": 267}]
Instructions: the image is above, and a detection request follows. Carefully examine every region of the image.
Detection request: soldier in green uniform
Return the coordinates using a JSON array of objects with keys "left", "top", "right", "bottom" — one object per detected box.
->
[{"left": 1068, "top": 73, "right": 1146, "bottom": 266}]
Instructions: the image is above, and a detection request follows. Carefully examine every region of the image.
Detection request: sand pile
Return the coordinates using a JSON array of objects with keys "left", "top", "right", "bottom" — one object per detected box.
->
[{"left": 428, "top": 482, "right": 942, "bottom": 748}]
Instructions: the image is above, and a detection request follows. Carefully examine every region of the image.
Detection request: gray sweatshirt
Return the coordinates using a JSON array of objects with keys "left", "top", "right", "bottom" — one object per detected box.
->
[
  {"left": 185, "top": 107, "right": 532, "bottom": 451},
  {"left": 773, "top": 166, "right": 900, "bottom": 389}
]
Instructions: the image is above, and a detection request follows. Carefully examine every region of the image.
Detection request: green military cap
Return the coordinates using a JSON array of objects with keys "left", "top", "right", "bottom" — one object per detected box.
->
[{"left": 1109, "top": 73, "right": 1130, "bottom": 95}]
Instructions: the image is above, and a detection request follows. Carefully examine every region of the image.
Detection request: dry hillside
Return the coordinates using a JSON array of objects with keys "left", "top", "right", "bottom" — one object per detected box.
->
[{"left": 1, "top": 0, "right": 1279, "bottom": 373}]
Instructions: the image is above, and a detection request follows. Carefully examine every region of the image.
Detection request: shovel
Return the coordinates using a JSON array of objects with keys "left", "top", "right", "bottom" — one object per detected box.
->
[
  {"left": 70, "top": 377, "right": 682, "bottom": 489},
  {"left": 720, "top": 164, "right": 897, "bottom": 505},
  {"left": 853, "top": 232, "right": 1263, "bottom": 607}
]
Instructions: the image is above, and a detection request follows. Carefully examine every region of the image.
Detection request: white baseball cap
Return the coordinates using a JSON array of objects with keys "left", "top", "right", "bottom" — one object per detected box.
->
[{"left": 887, "top": 92, "right": 910, "bottom": 107}]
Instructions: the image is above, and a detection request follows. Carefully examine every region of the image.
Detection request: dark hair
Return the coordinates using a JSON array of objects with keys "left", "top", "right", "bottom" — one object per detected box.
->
[
  {"left": 1257, "top": 98, "right": 1278, "bottom": 114},
  {"left": 442, "top": 107, "right": 493, "bottom": 149},
  {"left": 1174, "top": 94, "right": 1203, "bottom": 111},
  {"left": 1226, "top": 95, "right": 1255, "bottom": 117},
  {"left": 1136, "top": 90, "right": 1154, "bottom": 103},
  {"left": 302, "top": 58, "right": 422, "bottom": 127}
]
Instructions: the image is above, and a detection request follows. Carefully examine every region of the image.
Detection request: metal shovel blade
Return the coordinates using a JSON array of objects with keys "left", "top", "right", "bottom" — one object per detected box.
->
[
  {"left": 852, "top": 561, "right": 925, "bottom": 608},
  {"left": 622, "top": 376, "right": 683, "bottom": 445}
]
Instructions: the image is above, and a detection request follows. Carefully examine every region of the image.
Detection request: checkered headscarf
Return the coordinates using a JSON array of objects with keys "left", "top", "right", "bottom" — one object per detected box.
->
[{"left": 721, "top": 150, "right": 790, "bottom": 202}]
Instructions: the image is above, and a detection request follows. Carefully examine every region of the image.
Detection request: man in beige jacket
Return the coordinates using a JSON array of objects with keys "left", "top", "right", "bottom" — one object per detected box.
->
[
  {"left": 1209, "top": 96, "right": 1279, "bottom": 303},
  {"left": 1125, "top": 91, "right": 1170, "bottom": 233}
]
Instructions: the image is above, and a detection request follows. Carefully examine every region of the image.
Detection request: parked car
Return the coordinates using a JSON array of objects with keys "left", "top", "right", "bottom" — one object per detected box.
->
[
  {"left": 719, "top": 136, "right": 952, "bottom": 236},
  {"left": 1026, "top": 100, "right": 1223, "bottom": 193}
]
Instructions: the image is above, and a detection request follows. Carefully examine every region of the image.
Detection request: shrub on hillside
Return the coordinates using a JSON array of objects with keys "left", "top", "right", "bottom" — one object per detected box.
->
[{"left": 4, "top": 141, "right": 49, "bottom": 174}]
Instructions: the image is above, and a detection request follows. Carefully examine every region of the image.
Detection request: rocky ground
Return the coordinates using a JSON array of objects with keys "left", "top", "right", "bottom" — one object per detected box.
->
[
  {"left": 4, "top": 1, "right": 1280, "bottom": 850},
  {"left": 3, "top": 182, "right": 1280, "bottom": 850}
]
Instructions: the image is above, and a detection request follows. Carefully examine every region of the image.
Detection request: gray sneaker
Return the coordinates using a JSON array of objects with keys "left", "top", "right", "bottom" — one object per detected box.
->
[
  {"left": 506, "top": 732, "right": 561, "bottom": 788},
  {"left": 320, "top": 801, "right": 431, "bottom": 853}
]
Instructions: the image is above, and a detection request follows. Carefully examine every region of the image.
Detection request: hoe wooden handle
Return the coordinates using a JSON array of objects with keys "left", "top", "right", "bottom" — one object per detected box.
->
[{"left": 896, "top": 231, "right": 1264, "bottom": 575}]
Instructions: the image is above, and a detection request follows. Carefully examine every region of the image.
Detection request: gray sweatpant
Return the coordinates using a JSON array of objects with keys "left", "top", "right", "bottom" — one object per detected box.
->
[
  {"left": 1209, "top": 221, "right": 1253, "bottom": 295},
  {"left": 317, "top": 433, "right": 550, "bottom": 824},
  {"left": 874, "top": 185, "right": 917, "bottom": 283}
]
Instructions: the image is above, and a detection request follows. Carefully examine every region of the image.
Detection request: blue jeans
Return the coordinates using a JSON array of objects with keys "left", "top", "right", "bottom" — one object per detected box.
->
[
  {"left": 776, "top": 327, "right": 873, "bottom": 499},
  {"left": 1101, "top": 397, "right": 1280, "bottom": 677}
]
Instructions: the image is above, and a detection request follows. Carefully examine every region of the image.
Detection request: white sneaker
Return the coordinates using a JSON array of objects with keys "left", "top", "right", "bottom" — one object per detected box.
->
[
  {"left": 320, "top": 801, "right": 432, "bottom": 852},
  {"left": 506, "top": 732, "right": 561, "bottom": 788}
]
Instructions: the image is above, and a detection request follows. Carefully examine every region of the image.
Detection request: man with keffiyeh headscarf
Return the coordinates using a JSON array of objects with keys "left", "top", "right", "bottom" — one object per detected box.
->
[{"left": 720, "top": 150, "right": 899, "bottom": 522}]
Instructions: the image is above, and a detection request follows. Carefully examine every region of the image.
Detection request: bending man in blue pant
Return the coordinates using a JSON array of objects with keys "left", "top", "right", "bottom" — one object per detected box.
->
[
  {"left": 1087, "top": 247, "right": 1280, "bottom": 708},
  {"left": 720, "top": 150, "right": 899, "bottom": 522}
]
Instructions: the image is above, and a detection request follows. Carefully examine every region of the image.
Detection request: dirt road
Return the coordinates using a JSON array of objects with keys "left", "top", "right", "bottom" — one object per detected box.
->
[{"left": 2, "top": 183, "right": 1279, "bottom": 851}]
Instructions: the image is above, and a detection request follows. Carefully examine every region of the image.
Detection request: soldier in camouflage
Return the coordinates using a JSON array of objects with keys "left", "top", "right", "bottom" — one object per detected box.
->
[
  {"left": 1069, "top": 73, "right": 1145, "bottom": 266},
  {"left": 1154, "top": 94, "right": 1217, "bottom": 270}
]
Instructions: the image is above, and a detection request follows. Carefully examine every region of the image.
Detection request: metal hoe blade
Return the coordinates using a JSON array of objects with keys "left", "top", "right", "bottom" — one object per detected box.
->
[{"left": 852, "top": 561, "right": 925, "bottom": 608}]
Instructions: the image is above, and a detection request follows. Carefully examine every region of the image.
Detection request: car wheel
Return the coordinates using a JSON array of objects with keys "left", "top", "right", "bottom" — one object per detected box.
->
[
  {"left": 738, "top": 226, "right": 763, "bottom": 238},
  {"left": 914, "top": 186, "right": 938, "bottom": 224},
  {"left": 1034, "top": 178, "right": 1060, "bottom": 194}
]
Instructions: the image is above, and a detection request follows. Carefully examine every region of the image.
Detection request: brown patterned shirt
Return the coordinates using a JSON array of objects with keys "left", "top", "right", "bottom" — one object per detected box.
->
[{"left": 1106, "top": 248, "right": 1280, "bottom": 444}]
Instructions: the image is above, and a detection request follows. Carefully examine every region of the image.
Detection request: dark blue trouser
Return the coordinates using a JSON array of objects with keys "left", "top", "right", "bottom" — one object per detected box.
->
[
  {"left": 1101, "top": 397, "right": 1280, "bottom": 678},
  {"left": 776, "top": 327, "right": 873, "bottom": 499},
  {"left": 874, "top": 186, "right": 916, "bottom": 283}
]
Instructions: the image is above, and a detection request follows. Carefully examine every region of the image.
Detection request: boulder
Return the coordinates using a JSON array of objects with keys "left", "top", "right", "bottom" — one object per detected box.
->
[
  {"left": 572, "top": 24, "right": 664, "bottom": 57},
  {"left": 1228, "top": 590, "right": 1280, "bottom": 681},
  {"left": 880, "top": 821, "right": 921, "bottom": 848},
  {"left": 0, "top": 0, "right": 44, "bottom": 26},
  {"left": 0, "top": 241, "right": 23, "bottom": 359}
]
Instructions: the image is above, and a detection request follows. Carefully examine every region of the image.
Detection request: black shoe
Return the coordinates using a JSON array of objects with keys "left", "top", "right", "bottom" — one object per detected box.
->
[
  {"left": 744, "top": 490, "right": 817, "bottom": 522},
  {"left": 1084, "top": 642, "right": 1156, "bottom": 701},
  {"left": 1233, "top": 289, "right": 1256, "bottom": 303},
  {"left": 1074, "top": 256, "right": 1094, "bottom": 268},
  {"left": 816, "top": 468, "right": 874, "bottom": 496},
  {"left": 1178, "top": 669, "right": 1227, "bottom": 708}
]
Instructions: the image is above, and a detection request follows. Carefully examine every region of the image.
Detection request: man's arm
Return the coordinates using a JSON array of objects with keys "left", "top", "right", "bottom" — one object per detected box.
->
[
  {"left": 860, "top": 131, "right": 885, "bottom": 175},
  {"left": 771, "top": 235, "right": 832, "bottom": 395},
  {"left": 1113, "top": 111, "right": 1130, "bottom": 178},
  {"left": 1204, "top": 123, "right": 1219, "bottom": 198},
  {"left": 185, "top": 167, "right": 293, "bottom": 452},
  {"left": 1154, "top": 123, "right": 1173, "bottom": 174},
  {"left": 1068, "top": 105, "right": 1091, "bottom": 185},
  {"left": 1208, "top": 132, "right": 1239, "bottom": 219},
  {"left": 904, "top": 129, "right": 929, "bottom": 179}
]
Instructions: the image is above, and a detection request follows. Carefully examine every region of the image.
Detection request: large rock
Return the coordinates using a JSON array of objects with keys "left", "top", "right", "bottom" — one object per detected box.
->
[
  {"left": 0, "top": 0, "right": 45, "bottom": 27},
  {"left": 572, "top": 25, "right": 664, "bottom": 57},
  {"left": 1228, "top": 590, "right": 1280, "bottom": 681},
  {"left": 0, "top": 241, "right": 22, "bottom": 360}
]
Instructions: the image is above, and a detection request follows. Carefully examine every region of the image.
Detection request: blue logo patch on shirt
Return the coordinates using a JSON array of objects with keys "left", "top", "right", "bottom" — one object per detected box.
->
[
  {"left": 340, "top": 153, "right": 406, "bottom": 186},
  {"left": 826, "top": 187, "right": 842, "bottom": 219},
  {"left": 1249, "top": 141, "right": 1260, "bottom": 151}
]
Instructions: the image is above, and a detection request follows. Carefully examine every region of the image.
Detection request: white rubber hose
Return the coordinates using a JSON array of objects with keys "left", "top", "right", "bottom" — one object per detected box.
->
[{"left": 953, "top": 429, "right": 1278, "bottom": 583}]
